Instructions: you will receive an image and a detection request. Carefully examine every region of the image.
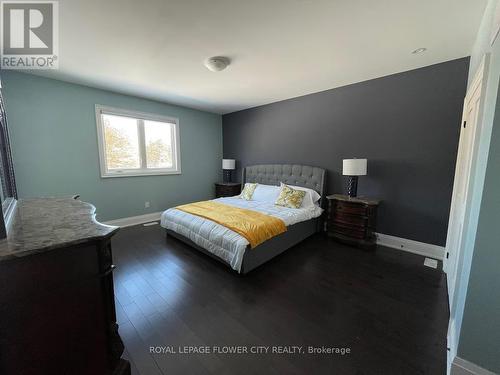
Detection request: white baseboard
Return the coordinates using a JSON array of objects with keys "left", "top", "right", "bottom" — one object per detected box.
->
[
  {"left": 104, "top": 211, "right": 162, "bottom": 228},
  {"left": 451, "top": 357, "right": 498, "bottom": 375},
  {"left": 375, "top": 233, "right": 445, "bottom": 261}
]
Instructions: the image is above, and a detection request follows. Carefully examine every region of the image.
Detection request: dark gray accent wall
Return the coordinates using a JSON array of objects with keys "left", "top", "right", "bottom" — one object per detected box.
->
[{"left": 223, "top": 58, "right": 469, "bottom": 246}]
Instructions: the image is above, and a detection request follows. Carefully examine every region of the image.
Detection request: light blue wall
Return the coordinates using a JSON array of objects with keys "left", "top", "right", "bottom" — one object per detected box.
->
[
  {"left": 459, "top": 71, "right": 500, "bottom": 373},
  {"left": 1, "top": 71, "right": 222, "bottom": 221},
  {"left": 450, "top": 0, "right": 500, "bottom": 372}
]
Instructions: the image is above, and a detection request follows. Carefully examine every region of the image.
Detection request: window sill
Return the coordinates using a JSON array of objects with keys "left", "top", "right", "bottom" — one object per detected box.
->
[{"left": 100, "top": 170, "right": 182, "bottom": 178}]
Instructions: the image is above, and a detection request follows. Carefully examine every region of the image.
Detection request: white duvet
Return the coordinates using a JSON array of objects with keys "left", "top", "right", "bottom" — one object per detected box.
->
[{"left": 160, "top": 197, "right": 323, "bottom": 272}]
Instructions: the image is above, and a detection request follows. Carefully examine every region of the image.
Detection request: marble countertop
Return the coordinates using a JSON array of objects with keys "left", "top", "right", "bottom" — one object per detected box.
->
[{"left": 0, "top": 197, "right": 119, "bottom": 262}]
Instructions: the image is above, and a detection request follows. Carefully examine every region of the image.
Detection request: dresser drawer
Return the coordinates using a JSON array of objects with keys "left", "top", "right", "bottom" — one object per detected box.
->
[
  {"left": 97, "top": 241, "right": 113, "bottom": 272},
  {"left": 335, "top": 201, "right": 368, "bottom": 216},
  {"left": 331, "top": 221, "right": 366, "bottom": 239},
  {"left": 333, "top": 212, "right": 367, "bottom": 227},
  {"left": 326, "top": 195, "right": 380, "bottom": 250}
]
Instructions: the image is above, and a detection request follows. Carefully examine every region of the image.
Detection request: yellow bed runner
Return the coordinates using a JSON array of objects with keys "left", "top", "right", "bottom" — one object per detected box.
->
[{"left": 175, "top": 201, "right": 287, "bottom": 248}]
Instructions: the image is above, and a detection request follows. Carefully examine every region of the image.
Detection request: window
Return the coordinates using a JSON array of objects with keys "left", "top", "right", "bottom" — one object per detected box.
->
[
  {"left": 0, "top": 87, "right": 17, "bottom": 238},
  {"left": 95, "top": 105, "right": 181, "bottom": 177}
]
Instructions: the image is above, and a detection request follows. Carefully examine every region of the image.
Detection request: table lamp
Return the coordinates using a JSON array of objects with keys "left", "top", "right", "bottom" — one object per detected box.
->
[
  {"left": 222, "top": 159, "right": 236, "bottom": 183},
  {"left": 342, "top": 158, "right": 367, "bottom": 197}
]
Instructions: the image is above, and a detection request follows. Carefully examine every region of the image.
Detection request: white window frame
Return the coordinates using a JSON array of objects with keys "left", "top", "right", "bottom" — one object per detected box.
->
[{"left": 95, "top": 105, "right": 181, "bottom": 178}]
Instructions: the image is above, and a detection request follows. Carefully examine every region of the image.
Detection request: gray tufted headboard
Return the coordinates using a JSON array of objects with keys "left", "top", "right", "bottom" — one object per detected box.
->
[{"left": 242, "top": 164, "right": 326, "bottom": 204}]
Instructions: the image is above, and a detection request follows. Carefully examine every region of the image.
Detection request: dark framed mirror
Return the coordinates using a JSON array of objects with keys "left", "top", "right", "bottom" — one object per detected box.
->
[{"left": 0, "top": 79, "right": 18, "bottom": 238}]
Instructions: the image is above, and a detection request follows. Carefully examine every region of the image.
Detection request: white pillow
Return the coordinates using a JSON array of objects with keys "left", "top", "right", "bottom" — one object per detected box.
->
[
  {"left": 280, "top": 182, "right": 321, "bottom": 208},
  {"left": 252, "top": 184, "right": 281, "bottom": 203}
]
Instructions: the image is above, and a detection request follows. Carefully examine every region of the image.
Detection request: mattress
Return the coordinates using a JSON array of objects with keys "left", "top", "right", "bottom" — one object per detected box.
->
[{"left": 160, "top": 197, "right": 323, "bottom": 272}]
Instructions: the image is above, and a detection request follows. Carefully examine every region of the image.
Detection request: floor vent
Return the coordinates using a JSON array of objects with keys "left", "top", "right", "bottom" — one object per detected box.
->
[{"left": 423, "top": 258, "right": 438, "bottom": 269}]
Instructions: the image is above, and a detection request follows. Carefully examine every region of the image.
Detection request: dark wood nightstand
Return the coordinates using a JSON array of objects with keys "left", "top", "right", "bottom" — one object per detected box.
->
[
  {"left": 326, "top": 194, "right": 380, "bottom": 250},
  {"left": 215, "top": 182, "right": 241, "bottom": 198}
]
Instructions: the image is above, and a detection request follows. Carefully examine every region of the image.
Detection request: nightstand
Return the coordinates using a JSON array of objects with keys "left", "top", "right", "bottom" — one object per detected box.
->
[
  {"left": 326, "top": 194, "right": 380, "bottom": 250},
  {"left": 215, "top": 182, "right": 241, "bottom": 198}
]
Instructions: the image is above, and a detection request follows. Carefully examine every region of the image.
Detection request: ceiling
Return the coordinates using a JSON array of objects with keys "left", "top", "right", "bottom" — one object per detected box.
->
[{"left": 33, "top": 0, "right": 487, "bottom": 114}]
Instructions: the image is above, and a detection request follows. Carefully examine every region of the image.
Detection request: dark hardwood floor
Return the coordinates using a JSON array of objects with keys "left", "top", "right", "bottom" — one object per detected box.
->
[{"left": 112, "top": 224, "right": 448, "bottom": 375}]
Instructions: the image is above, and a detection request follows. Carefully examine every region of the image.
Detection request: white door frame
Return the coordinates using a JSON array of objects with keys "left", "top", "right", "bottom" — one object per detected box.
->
[
  {"left": 445, "top": 53, "right": 489, "bottom": 373},
  {"left": 444, "top": 56, "right": 485, "bottom": 293}
]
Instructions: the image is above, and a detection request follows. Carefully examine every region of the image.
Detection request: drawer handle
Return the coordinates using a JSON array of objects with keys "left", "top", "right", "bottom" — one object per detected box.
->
[{"left": 101, "top": 264, "right": 116, "bottom": 277}]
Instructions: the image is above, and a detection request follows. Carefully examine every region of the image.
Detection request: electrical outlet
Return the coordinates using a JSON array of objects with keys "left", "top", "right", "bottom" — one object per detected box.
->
[{"left": 145, "top": 201, "right": 150, "bottom": 208}]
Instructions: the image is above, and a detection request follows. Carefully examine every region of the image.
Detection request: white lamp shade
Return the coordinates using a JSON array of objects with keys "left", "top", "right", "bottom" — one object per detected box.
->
[
  {"left": 343, "top": 159, "right": 367, "bottom": 176},
  {"left": 222, "top": 159, "right": 236, "bottom": 170}
]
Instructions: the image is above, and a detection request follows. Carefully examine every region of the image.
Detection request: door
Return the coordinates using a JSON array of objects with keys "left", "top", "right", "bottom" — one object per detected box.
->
[{"left": 444, "top": 58, "right": 485, "bottom": 305}]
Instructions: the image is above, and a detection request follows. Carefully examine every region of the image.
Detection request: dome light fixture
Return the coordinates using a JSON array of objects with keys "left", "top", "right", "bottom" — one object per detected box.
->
[
  {"left": 412, "top": 47, "right": 427, "bottom": 54},
  {"left": 204, "top": 56, "right": 230, "bottom": 72}
]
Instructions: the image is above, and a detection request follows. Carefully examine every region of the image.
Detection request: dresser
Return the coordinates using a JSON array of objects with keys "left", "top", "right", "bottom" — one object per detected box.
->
[
  {"left": 326, "top": 194, "right": 380, "bottom": 250},
  {"left": 215, "top": 182, "right": 241, "bottom": 198},
  {"left": 0, "top": 197, "right": 130, "bottom": 375}
]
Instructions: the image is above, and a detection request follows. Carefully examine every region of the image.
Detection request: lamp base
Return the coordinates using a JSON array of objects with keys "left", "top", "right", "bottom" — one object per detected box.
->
[
  {"left": 223, "top": 170, "right": 232, "bottom": 183},
  {"left": 347, "top": 176, "right": 358, "bottom": 198}
]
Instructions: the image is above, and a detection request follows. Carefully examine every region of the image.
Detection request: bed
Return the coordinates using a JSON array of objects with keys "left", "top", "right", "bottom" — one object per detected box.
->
[{"left": 161, "top": 164, "right": 326, "bottom": 273}]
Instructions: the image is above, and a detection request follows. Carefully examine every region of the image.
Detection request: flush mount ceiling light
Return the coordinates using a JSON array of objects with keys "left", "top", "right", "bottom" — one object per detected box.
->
[
  {"left": 204, "top": 56, "right": 230, "bottom": 72},
  {"left": 412, "top": 47, "right": 427, "bottom": 54}
]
